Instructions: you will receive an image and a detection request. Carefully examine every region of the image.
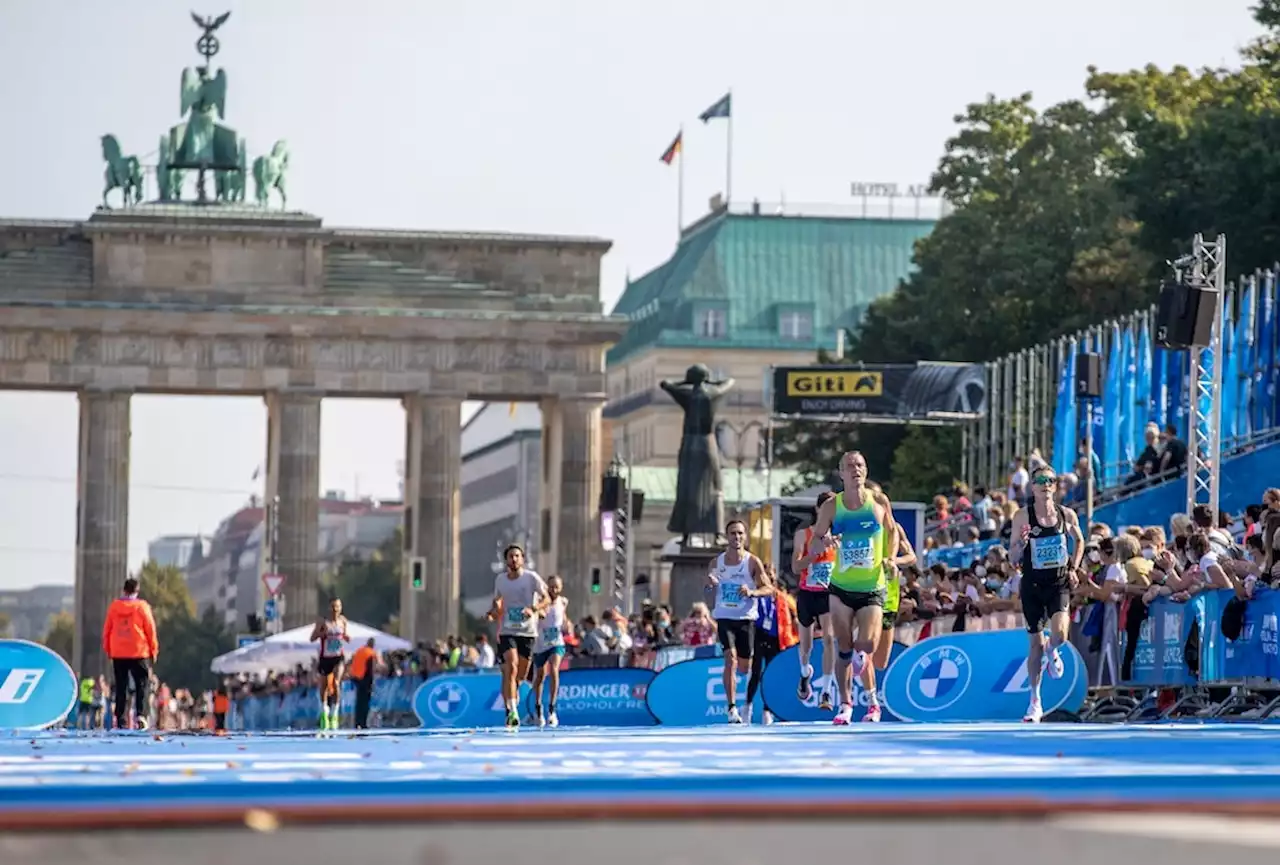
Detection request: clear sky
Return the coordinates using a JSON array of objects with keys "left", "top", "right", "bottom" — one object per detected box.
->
[{"left": 0, "top": 0, "right": 1264, "bottom": 589}]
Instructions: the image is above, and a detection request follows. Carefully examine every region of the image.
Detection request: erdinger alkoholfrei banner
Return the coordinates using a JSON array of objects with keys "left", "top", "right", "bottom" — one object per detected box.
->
[{"left": 770, "top": 363, "right": 987, "bottom": 421}]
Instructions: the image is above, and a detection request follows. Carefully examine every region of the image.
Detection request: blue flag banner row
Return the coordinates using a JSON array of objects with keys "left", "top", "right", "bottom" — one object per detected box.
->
[{"left": 1051, "top": 271, "right": 1280, "bottom": 483}]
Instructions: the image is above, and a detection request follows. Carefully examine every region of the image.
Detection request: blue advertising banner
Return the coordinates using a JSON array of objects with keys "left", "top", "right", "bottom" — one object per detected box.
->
[
  {"left": 0, "top": 640, "right": 78, "bottom": 730},
  {"left": 882, "top": 629, "right": 1088, "bottom": 722},
  {"left": 521, "top": 668, "right": 657, "bottom": 727},
  {"left": 413, "top": 673, "right": 531, "bottom": 729},
  {"left": 1124, "top": 597, "right": 1196, "bottom": 687},
  {"left": 645, "top": 658, "right": 764, "bottom": 726},
  {"left": 761, "top": 642, "right": 906, "bottom": 722}
]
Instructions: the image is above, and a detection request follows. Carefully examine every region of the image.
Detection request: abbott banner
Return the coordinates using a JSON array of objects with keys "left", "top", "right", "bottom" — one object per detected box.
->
[{"left": 771, "top": 364, "right": 986, "bottom": 421}]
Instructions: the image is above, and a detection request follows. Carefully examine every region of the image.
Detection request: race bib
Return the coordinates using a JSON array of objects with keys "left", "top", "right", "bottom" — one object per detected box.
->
[
  {"left": 541, "top": 625, "right": 562, "bottom": 645},
  {"left": 808, "top": 561, "right": 833, "bottom": 588},
  {"left": 324, "top": 637, "right": 343, "bottom": 655},
  {"left": 1030, "top": 534, "right": 1069, "bottom": 570},
  {"left": 719, "top": 583, "right": 746, "bottom": 609},
  {"left": 839, "top": 538, "right": 874, "bottom": 571},
  {"left": 505, "top": 606, "right": 526, "bottom": 626}
]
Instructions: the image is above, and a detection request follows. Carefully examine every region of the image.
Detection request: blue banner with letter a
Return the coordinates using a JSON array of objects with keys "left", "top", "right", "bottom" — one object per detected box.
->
[
  {"left": 0, "top": 640, "right": 78, "bottom": 730},
  {"left": 645, "top": 658, "right": 765, "bottom": 725}
]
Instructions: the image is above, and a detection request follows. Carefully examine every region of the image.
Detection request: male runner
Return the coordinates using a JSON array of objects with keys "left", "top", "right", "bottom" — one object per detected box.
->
[
  {"left": 310, "top": 597, "right": 350, "bottom": 731},
  {"left": 868, "top": 482, "right": 917, "bottom": 670},
  {"left": 531, "top": 574, "right": 569, "bottom": 728},
  {"left": 487, "top": 544, "right": 549, "bottom": 728},
  {"left": 810, "top": 451, "right": 890, "bottom": 724},
  {"left": 1007, "top": 466, "right": 1085, "bottom": 723},
  {"left": 706, "top": 519, "right": 772, "bottom": 724},
  {"left": 792, "top": 490, "right": 838, "bottom": 710}
]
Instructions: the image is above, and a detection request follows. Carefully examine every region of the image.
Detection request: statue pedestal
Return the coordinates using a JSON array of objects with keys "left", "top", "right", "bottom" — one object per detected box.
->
[{"left": 662, "top": 544, "right": 725, "bottom": 618}]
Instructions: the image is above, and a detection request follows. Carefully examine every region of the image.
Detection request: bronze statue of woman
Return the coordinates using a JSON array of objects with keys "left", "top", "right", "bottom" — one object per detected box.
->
[{"left": 659, "top": 363, "right": 736, "bottom": 545}]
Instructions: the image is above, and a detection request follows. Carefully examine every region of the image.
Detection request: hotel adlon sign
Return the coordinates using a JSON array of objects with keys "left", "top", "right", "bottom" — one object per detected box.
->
[{"left": 771, "top": 365, "right": 988, "bottom": 421}]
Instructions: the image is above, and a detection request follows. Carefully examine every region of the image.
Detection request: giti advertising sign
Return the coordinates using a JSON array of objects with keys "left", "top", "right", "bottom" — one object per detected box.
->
[{"left": 770, "top": 364, "right": 987, "bottom": 421}]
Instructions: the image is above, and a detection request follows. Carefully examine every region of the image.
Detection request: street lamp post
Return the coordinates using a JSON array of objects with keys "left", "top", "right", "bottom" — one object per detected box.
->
[{"left": 715, "top": 420, "right": 772, "bottom": 508}]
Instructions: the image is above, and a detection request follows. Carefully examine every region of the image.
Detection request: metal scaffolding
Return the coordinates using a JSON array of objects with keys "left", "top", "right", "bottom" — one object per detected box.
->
[{"left": 1181, "top": 234, "right": 1227, "bottom": 518}]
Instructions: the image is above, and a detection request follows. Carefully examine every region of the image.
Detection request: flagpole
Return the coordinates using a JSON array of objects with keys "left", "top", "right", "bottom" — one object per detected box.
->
[
  {"left": 725, "top": 89, "right": 733, "bottom": 207},
  {"left": 677, "top": 124, "right": 685, "bottom": 233}
]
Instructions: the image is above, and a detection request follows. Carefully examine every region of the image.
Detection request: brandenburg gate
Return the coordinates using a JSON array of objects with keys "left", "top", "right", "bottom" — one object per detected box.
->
[{"left": 0, "top": 13, "right": 625, "bottom": 677}]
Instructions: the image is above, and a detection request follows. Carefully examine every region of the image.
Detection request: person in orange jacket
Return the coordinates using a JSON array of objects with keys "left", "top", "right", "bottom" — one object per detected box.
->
[{"left": 102, "top": 576, "right": 159, "bottom": 731}]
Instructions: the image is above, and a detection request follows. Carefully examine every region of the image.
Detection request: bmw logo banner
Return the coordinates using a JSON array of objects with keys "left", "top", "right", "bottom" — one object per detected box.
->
[
  {"left": 0, "top": 640, "right": 78, "bottom": 730},
  {"left": 882, "top": 629, "right": 1088, "bottom": 722},
  {"left": 761, "top": 641, "right": 906, "bottom": 722},
  {"left": 413, "top": 672, "right": 531, "bottom": 729},
  {"left": 521, "top": 668, "right": 656, "bottom": 727},
  {"left": 644, "top": 658, "right": 764, "bottom": 726}
]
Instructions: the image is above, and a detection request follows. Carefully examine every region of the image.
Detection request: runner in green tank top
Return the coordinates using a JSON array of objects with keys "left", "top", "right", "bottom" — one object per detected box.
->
[{"left": 809, "top": 451, "right": 892, "bottom": 725}]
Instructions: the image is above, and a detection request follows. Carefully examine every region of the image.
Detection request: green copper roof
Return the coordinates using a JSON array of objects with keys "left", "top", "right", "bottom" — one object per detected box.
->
[
  {"left": 608, "top": 210, "right": 935, "bottom": 364},
  {"left": 627, "top": 466, "right": 803, "bottom": 506}
]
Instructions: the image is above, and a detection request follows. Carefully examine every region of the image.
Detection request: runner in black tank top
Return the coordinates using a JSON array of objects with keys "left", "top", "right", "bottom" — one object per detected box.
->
[{"left": 1007, "top": 467, "right": 1085, "bottom": 723}]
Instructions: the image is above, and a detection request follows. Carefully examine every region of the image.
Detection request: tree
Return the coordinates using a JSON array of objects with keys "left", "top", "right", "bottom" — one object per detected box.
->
[
  {"left": 42, "top": 612, "right": 74, "bottom": 665},
  {"left": 322, "top": 527, "right": 402, "bottom": 631},
  {"left": 888, "top": 427, "right": 963, "bottom": 502},
  {"left": 135, "top": 560, "right": 233, "bottom": 691},
  {"left": 851, "top": 94, "right": 1155, "bottom": 365}
]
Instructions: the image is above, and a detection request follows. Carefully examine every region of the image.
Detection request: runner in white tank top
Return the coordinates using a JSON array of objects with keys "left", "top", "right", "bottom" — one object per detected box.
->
[
  {"left": 531, "top": 575, "right": 569, "bottom": 728},
  {"left": 705, "top": 519, "right": 769, "bottom": 724}
]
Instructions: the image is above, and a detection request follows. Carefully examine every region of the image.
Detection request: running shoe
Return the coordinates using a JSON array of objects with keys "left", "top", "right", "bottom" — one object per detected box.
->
[
  {"left": 1045, "top": 647, "right": 1064, "bottom": 679},
  {"left": 819, "top": 685, "right": 834, "bottom": 712},
  {"left": 833, "top": 703, "right": 853, "bottom": 725},
  {"left": 762, "top": 710, "right": 774, "bottom": 726},
  {"left": 505, "top": 709, "right": 520, "bottom": 728},
  {"left": 547, "top": 711, "right": 559, "bottom": 728},
  {"left": 727, "top": 706, "right": 743, "bottom": 724},
  {"left": 797, "top": 672, "right": 813, "bottom": 702},
  {"left": 1022, "top": 697, "right": 1043, "bottom": 724},
  {"left": 862, "top": 704, "right": 881, "bottom": 723}
]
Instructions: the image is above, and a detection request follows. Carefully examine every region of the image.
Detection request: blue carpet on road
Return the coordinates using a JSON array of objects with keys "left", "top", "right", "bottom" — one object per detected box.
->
[{"left": 2, "top": 724, "right": 1280, "bottom": 813}]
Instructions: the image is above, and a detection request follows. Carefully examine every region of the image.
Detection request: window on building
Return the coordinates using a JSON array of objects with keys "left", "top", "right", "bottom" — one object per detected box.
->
[
  {"left": 694, "top": 307, "right": 728, "bottom": 339},
  {"left": 779, "top": 310, "right": 813, "bottom": 341}
]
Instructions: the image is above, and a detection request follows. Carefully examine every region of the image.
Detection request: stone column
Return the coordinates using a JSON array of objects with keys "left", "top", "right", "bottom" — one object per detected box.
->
[
  {"left": 402, "top": 393, "right": 462, "bottom": 644},
  {"left": 75, "top": 389, "right": 131, "bottom": 680},
  {"left": 545, "top": 396, "right": 604, "bottom": 616},
  {"left": 266, "top": 391, "right": 322, "bottom": 629}
]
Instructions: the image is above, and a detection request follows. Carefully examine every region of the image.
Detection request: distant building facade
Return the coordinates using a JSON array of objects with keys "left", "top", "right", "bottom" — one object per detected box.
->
[
  {"left": 147, "top": 534, "right": 209, "bottom": 570},
  {"left": 0, "top": 584, "right": 74, "bottom": 642}
]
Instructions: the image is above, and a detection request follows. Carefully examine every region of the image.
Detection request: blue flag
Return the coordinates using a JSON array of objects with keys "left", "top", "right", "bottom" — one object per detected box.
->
[
  {"left": 1222, "top": 300, "right": 1238, "bottom": 445},
  {"left": 699, "top": 93, "right": 732, "bottom": 122},
  {"left": 1103, "top": 324, "right": 1123, "bottom": 486},
  {"left": 1119, "top": 325, "right": 1138, "bottom": 472},
  {"left": 1135, "top": 321, "right": 1153, "bottom": 445},
  {"left": 1053, "top": 344, "right": 1078, "bottom": 474},
  {"left": 1260, "top": 271, "right": 1278, "bottom": 431}
]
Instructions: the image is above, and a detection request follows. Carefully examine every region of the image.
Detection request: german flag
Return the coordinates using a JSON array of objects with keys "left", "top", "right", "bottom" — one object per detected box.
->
[{"left": 660, "top": 132, "right": 682, "bottom": 165}]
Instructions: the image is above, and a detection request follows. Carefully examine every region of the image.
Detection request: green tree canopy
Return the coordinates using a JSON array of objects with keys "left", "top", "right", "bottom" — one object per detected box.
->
[
  {"left": 321, "top": 527, "right": 402, "bottom": 632},
  {"left": 136, "top": 560, "right": 233, "bottom": 691},
  {"left": 42, "top": 611, "right": 74, "bottom": 666}
]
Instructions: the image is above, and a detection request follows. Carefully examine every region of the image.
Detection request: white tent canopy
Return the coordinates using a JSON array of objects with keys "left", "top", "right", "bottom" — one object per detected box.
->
[{"left": 209, "top": 621, "right": 412, "bottom": 676}]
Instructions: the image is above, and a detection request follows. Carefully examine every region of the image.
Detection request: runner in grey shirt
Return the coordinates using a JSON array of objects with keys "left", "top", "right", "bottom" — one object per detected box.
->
[{"left": 486, "top": 544, "right": 548, "bottom": 728}]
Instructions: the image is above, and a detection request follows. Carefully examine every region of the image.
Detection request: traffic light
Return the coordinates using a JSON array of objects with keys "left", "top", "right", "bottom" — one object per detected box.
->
[
  {"left": 591, "top": 567, "right": 601, "bottom": 594},
  {"left": 409, "top": 557, "right": 426, "bottom": 592}
]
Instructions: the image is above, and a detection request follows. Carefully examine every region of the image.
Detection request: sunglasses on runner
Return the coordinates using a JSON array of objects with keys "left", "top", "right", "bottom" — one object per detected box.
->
[{"left": 1031, "top": 474, "right": 1057, "bottom": 487}]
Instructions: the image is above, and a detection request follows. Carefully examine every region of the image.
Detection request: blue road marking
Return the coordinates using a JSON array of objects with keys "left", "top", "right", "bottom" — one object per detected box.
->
[{"left": 2, "top": 723, "right": 1280, "bottom": 812}]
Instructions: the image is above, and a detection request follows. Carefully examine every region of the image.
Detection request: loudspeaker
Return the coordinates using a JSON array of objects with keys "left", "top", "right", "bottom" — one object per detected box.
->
[
  {"left": 599, "top": 475, "right": 622, "bottom": 511},
  {"left": 1156, "top": 280, "right": 1215, "bottom": 348},
  {"left": 1075, "top": 352, "right": 1102, "bottom": 399}
]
